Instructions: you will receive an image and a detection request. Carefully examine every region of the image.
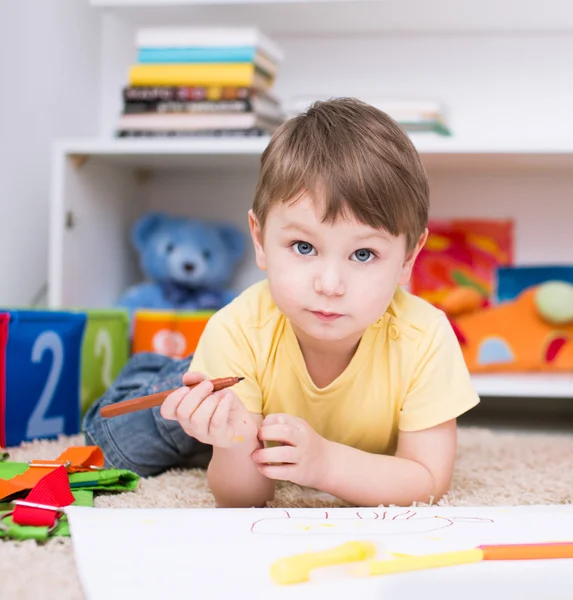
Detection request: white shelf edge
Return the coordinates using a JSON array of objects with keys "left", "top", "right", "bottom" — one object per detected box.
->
[
  {"left": 471, "top": 373, "right": 573, "bottom": 399},
  {"left": 55, "top": 137, "right": 573, "bottom": 158},
  {"left": 55, "top": 136, "right": 271, "bottom": 156},
  {"left": 91, "top": 0, "right": 377, "bottom": 4}
]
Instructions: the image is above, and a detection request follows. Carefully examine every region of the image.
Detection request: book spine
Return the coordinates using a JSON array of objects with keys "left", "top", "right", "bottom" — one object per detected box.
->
[
  {"left": 128, "top": 64, "right": 270, "bottom": 87},
  {"left": 135, "top": 29, "right": 284, "bottom": 64},
  {"left": 115, "top": 128, "right": 270, "bottom": 138},
  {"left": 122, "top": 85, "right": 254, "bottom": 102},
  {"left": 123, "top": 99, "right": 252, "bottom": 114},
  {"left": 137, "top": 47, "right": 257, "bottom": 64}
]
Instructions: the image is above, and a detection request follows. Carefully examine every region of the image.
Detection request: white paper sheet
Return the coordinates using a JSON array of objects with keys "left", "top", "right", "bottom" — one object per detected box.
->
[{"left": 66, "top": 505, "right": 573, "bottom": 600}]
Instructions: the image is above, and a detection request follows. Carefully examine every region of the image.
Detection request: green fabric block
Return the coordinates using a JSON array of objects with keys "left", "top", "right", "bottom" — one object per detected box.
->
[{"left": 80, "top": 309, "right": 130, "bottom": 417}]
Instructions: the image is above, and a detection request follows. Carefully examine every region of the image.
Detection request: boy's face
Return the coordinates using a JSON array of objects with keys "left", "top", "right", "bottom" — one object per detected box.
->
[{"left": 249, "top": 193, "right": 426, "bottom": 346}]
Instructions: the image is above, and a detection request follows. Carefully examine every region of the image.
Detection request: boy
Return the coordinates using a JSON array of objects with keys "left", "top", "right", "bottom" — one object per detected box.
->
[
  {"left": 159, "top": 97, "right": 480, "bottom": 507},
  {"left": 85, "top": 98, "right": 479, "bottom": 507}
]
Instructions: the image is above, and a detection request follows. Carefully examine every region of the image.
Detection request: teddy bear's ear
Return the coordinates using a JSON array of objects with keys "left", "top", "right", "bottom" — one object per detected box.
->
[
  {"left": 217, "top": 224, "right": 246, "bottom": 263},
  {"left": 132, "top": 212, "right": 165, "bottom": 251}
]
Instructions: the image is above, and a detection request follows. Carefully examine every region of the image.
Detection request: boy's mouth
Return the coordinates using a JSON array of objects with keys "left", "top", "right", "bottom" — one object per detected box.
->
[{"left": 311, "top": 310, "right": 344, "bottom": 322}]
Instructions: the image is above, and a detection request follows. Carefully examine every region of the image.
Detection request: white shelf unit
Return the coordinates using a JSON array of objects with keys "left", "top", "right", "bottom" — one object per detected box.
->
[
  {"left": 49, "top": 2, "right": 573, "bottom": 401},
  {"left": 49, "top": 138, "right": 573, "bottom": 400}
]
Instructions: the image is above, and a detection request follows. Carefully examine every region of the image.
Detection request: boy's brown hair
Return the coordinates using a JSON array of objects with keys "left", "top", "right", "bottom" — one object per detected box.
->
[{"left": 252, "top": 97, "right": 429, "bottom": 253}]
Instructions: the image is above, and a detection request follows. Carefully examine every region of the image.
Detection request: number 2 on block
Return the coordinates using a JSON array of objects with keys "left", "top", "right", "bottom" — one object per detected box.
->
[
  {"left": 26, "top": 331, "right": 65, "bottom": 439},
  {"left": 95, "top": 328, "right": 113, "bottom": 389}
]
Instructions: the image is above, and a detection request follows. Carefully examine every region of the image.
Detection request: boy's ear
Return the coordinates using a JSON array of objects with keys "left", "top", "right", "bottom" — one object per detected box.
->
[
  {"left": 248, "top": 209, "right": 267, "bottom": 271},
  {"left": 399, "top": 228, "right": 428, "bottom": 286}
]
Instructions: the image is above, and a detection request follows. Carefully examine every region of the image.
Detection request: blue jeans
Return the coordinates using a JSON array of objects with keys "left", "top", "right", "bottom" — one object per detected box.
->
[{"left": 82, "top": 352, "right": 212, "bottom": 477}]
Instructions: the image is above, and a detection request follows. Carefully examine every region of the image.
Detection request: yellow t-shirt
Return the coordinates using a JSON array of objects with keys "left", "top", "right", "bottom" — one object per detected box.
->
[{"left": 189, "top": 279, "right": 480, "bottom": 456}]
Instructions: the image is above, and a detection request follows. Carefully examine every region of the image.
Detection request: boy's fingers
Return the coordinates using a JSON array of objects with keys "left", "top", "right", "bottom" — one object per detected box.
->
[
  {"left": 252, "top": 445, "right": 297, "bottom": 464},
  {"left": 182, "top": 371, "right": 207, "bottom": 386},
  {"left": 209, "top": 392, "right": 232, "bottom": 438},
  {"left": 160, "top": 386, "right": 194, "bottom": 420},
  {"left": 172, "top": 380, "right": 214, "bottom": 422},
  {"left": 258, "top": 464, "right": 294, "bottom": 481},
  {"left": 258, "top": 423, "right": 298, "bottom": 445},
  {"left": 188, "top": 390, "right": 224, "bottom": 431},
  {"left": 262, "top": 413, "right": 294, "bottom": 426}
]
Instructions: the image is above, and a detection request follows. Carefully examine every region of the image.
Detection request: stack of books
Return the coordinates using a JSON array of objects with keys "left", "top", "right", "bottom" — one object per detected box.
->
[{"left": 116, "top": 27, "right": 286, "bottom": 138}]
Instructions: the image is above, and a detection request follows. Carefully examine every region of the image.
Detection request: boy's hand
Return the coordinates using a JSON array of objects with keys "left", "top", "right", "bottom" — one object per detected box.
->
[
  {"left": 160, "top": 371, "right": 258, "bottom": 449},
  {"left": 252, "top": 414, "right": 329, "bottom": 488}
]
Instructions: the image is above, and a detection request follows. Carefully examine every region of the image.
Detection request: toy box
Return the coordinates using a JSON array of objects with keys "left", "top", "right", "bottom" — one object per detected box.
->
[
  {"left": 80, "top": 309, "right": 129, "bottom": 418},
  {"left": 1, "top": 310, "right": 86, "bottom": 447},
  {"left": 132, "top": 310, "right": 215, "bottom": 358}
]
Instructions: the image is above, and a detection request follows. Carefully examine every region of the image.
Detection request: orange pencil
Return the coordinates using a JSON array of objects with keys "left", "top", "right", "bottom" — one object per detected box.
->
[
  {"left": 99, "top": 376, "right": 244, "bottom": 419},
  {"left": 479, "top": 542, "right": 573, "bottom": 561}
]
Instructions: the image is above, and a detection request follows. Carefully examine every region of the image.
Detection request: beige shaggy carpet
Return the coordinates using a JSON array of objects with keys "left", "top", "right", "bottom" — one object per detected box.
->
[{"left": 1, "top": 425, "right": 572, "bottom": 600}]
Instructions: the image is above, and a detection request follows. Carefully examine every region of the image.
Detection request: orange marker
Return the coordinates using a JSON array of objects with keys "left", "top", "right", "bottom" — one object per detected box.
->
[
  {"left": 99, "top": 376, "right": 244, "bottom": 418},
  {"left": 479, "top": 542, "right": 573, "bottom": 561}
]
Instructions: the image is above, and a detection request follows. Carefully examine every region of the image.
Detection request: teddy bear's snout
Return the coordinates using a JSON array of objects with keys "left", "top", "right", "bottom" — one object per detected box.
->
[{"left": 183, "top": 262, "right": 196, "bottom": 273}]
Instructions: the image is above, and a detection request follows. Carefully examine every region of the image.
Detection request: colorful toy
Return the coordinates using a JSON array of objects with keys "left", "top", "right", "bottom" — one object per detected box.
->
[
  {"left": 452, "top": 282, "right": 573, "bottom": 372},
  {"left": 0, "top": 446, "right": 139, "bottom": 541},
  {"left": 412, "top": 219, "right": 513, "bottom": 307},
  {"left": 535, "top": 281, "right": 573, "bottom": 326},
  {"left": 440, "top": 286, "right": 484, "bottom": 318},
  {"left": 132, "top": 309, "right": 214, "bottom": 358},
  {"left": 495, "top": 265, "right": 573, "bottom": 303},
  {"left": 117, "top": 212, "right": 246, "bottom": 320}
]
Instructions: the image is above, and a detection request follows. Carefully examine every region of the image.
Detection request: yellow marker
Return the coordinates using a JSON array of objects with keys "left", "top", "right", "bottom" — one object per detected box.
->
[
  {"left": 270, "top": 541, "right": 377, "bottom": 585},
  {"left": 351, "top": 548, "right": 484, "bottom": 577}
]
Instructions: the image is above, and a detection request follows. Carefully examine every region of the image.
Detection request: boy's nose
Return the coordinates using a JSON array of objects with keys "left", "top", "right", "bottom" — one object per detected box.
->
[{"left": 314, "top": 264, "right": 345, "bottom": 297}]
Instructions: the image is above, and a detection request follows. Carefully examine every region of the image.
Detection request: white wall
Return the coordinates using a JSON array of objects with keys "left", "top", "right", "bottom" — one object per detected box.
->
[
  {"left": 0, "top": 0, "right": 101, "bottom": 306},
  {"left": 273, "top": 33, "right": 573, "bottom": 143}
]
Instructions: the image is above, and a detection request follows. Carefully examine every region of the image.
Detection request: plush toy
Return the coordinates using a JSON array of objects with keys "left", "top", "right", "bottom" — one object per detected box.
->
[{"left": 117, "top": 212, "right": 246, "bottom": 317}]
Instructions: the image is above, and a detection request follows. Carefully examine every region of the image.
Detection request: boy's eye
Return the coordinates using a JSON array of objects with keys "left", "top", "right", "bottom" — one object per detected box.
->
[
  {"left": 352, "top": 249, "right": 375, "bottom": 263},
  {"left": 293, "top": 241, "right": 316, "bottom": 256}
]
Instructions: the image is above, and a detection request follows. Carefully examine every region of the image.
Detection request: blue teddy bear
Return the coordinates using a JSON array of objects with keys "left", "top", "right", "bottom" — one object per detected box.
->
[{"left": 117, "top": 211, "right": 246, "bottom": 317}]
